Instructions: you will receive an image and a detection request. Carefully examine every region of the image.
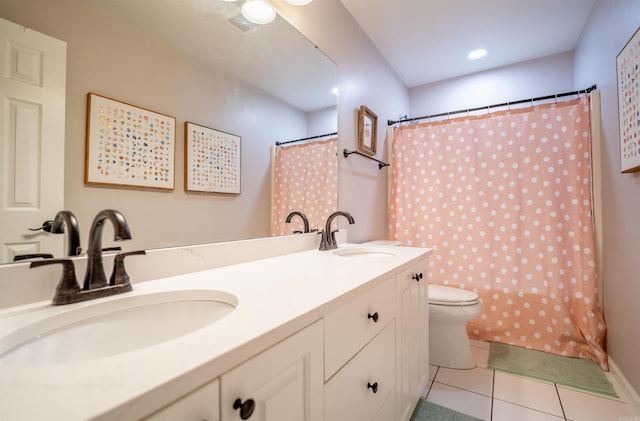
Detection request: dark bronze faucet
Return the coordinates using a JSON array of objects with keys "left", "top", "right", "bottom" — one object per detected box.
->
[
  {"left": 51, "top": 210, "right": 82, "bottom": 256},
  {"left": 29, "top": 209, "right": 145, "bottom": 305},
  {"left": 285, "top": 211, "right": 310, "bottom": 233},
  {"left": 318, "top": 211, "right": 355, "bottom": 250},
  {"left": 84, "top": 209, "right": 132, "bottom": 290}
]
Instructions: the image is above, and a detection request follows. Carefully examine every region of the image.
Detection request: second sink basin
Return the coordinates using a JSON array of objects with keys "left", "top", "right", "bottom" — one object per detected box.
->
[
  {"left": 331, "top": 246, "right": 398, "bottom": 258},
  {"left": 0, "top": 289, "right": 237, "bottom": 365}
]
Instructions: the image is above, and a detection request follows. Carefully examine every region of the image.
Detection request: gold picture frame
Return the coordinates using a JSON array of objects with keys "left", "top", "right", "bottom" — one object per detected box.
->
[
  {"left": 358, "top": 105, "right": 377, "bottom": 155},
  {"left": 617, "top": 27, "right": 640, "bottom": 173},
  {"left": 85, "top": 93, "right": 176, "bottom": 190},
  {"left": 184, "top": 122, "right": 241, "bottom": 194}
]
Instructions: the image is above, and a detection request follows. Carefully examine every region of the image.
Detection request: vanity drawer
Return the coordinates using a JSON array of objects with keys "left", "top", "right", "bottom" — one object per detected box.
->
[
  {"left": 325, "top": 277, "right": 395, "bottom": 379},
  {"left": 324, "top": 321, "right": 396, "bottom": 421}
]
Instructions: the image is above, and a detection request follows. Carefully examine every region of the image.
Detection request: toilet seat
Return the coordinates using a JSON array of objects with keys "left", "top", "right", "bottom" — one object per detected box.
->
[{"left": 429, "top": 284, "right": 479, "bottom": 306}]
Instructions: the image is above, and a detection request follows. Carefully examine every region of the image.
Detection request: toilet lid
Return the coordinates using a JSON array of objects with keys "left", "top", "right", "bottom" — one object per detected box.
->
[{"left": 429, "top": 284, "right": 479, "bottom": 305}]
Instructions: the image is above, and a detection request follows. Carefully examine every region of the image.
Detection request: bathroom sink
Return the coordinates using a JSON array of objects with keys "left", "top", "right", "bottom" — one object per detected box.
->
[
  {"left": 0, "top": 289, "right": 237, "bottom": 365},
  {"left": 331, "top": 246, "right": 397, "bottom": 258}
]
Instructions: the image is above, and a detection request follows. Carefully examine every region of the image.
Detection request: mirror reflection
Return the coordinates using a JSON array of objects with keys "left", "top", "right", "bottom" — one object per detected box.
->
[{"left": 0, "top": 0, "right": 337, "bottom": 264}]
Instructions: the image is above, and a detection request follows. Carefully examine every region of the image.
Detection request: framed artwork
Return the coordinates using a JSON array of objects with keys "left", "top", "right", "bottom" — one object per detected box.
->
[
  {"left": 616, "top": 27, "right": 640, "bottom": 173},
  {"left": 85, "top": 93, "right": 176, "bottom": 189},
  {"left": 184, "top": 122, "right": 241, "bottom": 194},
  {"left": 358, "top": 105, "right": 378, "bottom": 155}
]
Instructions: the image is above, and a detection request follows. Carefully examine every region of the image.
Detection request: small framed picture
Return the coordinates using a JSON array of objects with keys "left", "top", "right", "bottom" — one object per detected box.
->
[
  {"left": 184, "top": 122, "right": 241, "bottom": 194},
  {"left": 358, "top": 105, "right": 378, "bottom": 155}
]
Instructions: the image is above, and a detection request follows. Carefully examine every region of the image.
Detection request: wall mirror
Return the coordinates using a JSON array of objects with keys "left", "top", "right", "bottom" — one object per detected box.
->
[{"left": 0, "top": 0, "right": 337, "bottom": 264}]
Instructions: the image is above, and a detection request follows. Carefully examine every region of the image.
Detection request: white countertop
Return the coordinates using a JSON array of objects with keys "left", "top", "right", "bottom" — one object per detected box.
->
[{"left": 0, "top": 244, "right": 431, "bottom": 420}]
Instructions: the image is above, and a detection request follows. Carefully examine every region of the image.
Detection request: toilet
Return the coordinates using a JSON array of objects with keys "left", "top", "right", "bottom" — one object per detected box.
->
[{"left": 428, "top": 284, "right": 482, "bottom": 369}]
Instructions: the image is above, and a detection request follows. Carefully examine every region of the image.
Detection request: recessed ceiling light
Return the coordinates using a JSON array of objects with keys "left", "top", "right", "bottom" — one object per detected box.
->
[
  {"left": 241, "top": 0, "right": 276, "bottom": 25},
  {"left": 467, "top": 49, "right": 487, "bottom": 60},
  {"left": 285, "top": 0, "right": 312, "bottom": 5}
]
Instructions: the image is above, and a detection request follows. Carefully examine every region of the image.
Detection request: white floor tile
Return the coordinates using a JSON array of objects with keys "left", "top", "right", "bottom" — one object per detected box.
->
[
  {"left": 429, "top": 364, "right": 438, "bottom": 381},
  {"left": 470, "top": 339, "right": 491, "bottom": 349},
  {"left": 558, "top": 385, "right": 638, "bottom": 421},
  {"left": 472, "top": 345, "right": 490, "bottom": 368},
  {"left": 427, "top": 381, "right": 492, "bottom": 420},
  {"left": 493, "top": 371, "right": 564, "bottom": 417},
  {"left": 434, "top": 366, "right": 493, "bottom": 397},
  {"left": 492, "top": 399, "right": 565, "bottom": 421}
]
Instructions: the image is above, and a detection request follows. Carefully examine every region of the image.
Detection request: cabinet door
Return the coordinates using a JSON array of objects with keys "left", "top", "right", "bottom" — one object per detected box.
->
[
  {"left": 220, "top": 320, "right": 323, "bottom": 421},
  {"left": 415, "top": 259, "right": 429, "bottom": 392},
  {"left": 395, "top": 259, "right": 429, "bottom": 421}
]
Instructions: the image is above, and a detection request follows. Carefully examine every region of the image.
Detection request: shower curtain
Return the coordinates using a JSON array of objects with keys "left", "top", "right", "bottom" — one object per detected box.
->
[
  {"left": 271, "top": 137, "right": 338, "bottom": 236},
  {"left": 389, "top": 95, "right": 608, "bottom": 369}
]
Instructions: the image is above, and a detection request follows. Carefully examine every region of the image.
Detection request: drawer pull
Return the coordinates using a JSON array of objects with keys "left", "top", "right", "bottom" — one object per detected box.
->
[
  {"left": 412, "top": 273, "right": 423, "bottom": 282},
  {"left": 233, "top": 398, "right": 255, "bottom": 419},
  {"left": 367, "top": 312, "right": 379, "bottom": 323},
  {"left": 367, "top": 382, "right": 379, "bottom": 393}
]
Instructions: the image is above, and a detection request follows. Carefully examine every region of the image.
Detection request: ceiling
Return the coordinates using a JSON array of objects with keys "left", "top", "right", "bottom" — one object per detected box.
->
[{"left": 340, "top": 0, "right": 597, "bottom": 88}]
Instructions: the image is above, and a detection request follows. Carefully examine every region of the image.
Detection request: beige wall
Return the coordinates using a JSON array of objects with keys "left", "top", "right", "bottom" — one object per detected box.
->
[
  {"left": 273, "top": 0, "right": 411, "bottom": 243},
  {"left": 574, "top": 0, "right": 640, "bottom": 394}
]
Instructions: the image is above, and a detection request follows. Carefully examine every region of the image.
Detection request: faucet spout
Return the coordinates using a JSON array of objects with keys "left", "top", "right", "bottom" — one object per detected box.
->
[
  {"left": 84, "top": 209, "right": 131, "bottom": 290},
  {"left": 320, "top": 211, "right": 355, "bottom": 250},
  {"left": 51, "top": 210, "right": 82, "bottom": 256},
  {"left": 285, "top": 211, "right": 310, "bottom": 233}
]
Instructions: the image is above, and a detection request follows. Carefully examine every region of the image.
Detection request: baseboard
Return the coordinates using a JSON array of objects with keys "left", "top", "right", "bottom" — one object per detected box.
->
[{"left": 609, "top": 356, "right": 640, "bottom": 414}]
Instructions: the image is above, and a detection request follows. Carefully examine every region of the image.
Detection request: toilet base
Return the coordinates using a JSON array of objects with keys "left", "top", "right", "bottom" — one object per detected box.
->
[{"left": 429, "top": 322, "right": 476, "bottom": 369}]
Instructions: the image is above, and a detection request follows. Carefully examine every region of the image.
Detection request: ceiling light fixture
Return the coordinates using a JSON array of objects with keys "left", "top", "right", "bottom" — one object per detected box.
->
[
  {"left": 467, "top": 48, "right": 487, "bottom": 60},
  {"left": 284, "top": 0, "right": 313, "bottom": 5},
  {"left": 241, "top": 0, "right": 276, "bottom": 25}
]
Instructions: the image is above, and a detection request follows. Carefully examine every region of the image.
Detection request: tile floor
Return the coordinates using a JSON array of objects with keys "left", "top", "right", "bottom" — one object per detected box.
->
[{"left": 423, "top": 340, "right": 640, "bottom": 421}]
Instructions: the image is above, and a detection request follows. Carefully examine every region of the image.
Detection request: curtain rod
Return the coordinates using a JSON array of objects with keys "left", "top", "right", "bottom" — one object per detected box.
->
[
  {"left": 275, "top": 131, "right": 337, "bottom": 146},
  {"left": 387, "top": 84, "right": 597, "bottom": 126}
]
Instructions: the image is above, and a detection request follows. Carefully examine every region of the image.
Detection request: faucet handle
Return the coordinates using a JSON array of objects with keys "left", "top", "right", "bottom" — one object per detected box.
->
[
  {"left": 109, "top": 250, "right": 146, "bottom": 286},
  {"left": 29, "top": 259, "right": 81, "bottom": 305}
]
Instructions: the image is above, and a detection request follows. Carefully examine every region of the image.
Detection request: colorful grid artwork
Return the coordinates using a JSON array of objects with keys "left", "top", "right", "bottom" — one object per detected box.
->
[
  {"left": 617, "top": 27, "right": 640, "bottom": 173},
  {"left": 184, "top": 122, "right": 241, "bottom": 194},
  {"left": 85, "top": 93, "right": 175, "bottom": 189}
]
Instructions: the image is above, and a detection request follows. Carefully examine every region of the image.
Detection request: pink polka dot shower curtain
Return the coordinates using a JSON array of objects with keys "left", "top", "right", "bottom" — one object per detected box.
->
[
  {"left": 389, "top": 96, "right": 608, "bottom": 369},
  {"left": 271, "top": 137, "right": 338, "bottom": 236}
]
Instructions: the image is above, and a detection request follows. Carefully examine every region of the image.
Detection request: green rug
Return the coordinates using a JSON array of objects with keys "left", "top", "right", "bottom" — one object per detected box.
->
[
  {"left": 488, "top": 342, "right": 617, "bottom": 397},
  {"left": 411, "top": 400, "right": 483, "bottom": 421}
]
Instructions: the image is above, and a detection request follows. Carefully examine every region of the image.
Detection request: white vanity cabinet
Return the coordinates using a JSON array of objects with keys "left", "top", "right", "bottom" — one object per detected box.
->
[
  {"left": 395, "top": 259, "right": 430, "bottom": 421},
  {"left": 220, "top": 319, "right": 324, "bottom": 421},
  {"left": 323, "top": 278, "right": 396, "bottom": 421}
]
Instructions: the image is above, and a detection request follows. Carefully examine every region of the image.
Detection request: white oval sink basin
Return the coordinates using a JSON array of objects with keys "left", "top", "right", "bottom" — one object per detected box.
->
[
  {"left": 0, "top": 290, "right": 237, "bottom": 365},
  {"left": 331, "top": 247, "right": 397, "bottom": 258}
]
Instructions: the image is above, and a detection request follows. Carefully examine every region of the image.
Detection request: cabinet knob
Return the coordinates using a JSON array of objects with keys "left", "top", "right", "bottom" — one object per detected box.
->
[
  {"left": 233, "top": 398, "right": 255, "bottom": 419},
  {"left": 367, "top": 312, "right": 379, "bottom": 323},
  {"left": 412, "top": 273, "right": 423, "bottom": 282},
  {"left": 367, "top": 382, "right": 378, "bottom": 393}
]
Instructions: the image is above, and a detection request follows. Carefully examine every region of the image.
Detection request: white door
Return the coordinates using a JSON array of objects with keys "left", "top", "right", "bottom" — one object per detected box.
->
[{"left": 0, "top": 17, "right": 67, "bottom": 263}]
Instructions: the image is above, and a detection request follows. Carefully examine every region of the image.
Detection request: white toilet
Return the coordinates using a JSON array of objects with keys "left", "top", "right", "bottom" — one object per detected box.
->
[{"left": 428, "top": 284, "right": 482, "bottom": 369}]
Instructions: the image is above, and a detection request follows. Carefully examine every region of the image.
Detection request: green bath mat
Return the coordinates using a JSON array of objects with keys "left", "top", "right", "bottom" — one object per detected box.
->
[
  {"left": 411, "top": 400, "right": 483, "bottom": 421},
  {"left": 488, "top": 342, "right": 617, "bottom": 397}
]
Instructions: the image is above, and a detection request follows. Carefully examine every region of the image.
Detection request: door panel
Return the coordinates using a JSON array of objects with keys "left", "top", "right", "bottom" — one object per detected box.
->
[{"left": 0, "top": 17, "right": 67, "bottom": 263}]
